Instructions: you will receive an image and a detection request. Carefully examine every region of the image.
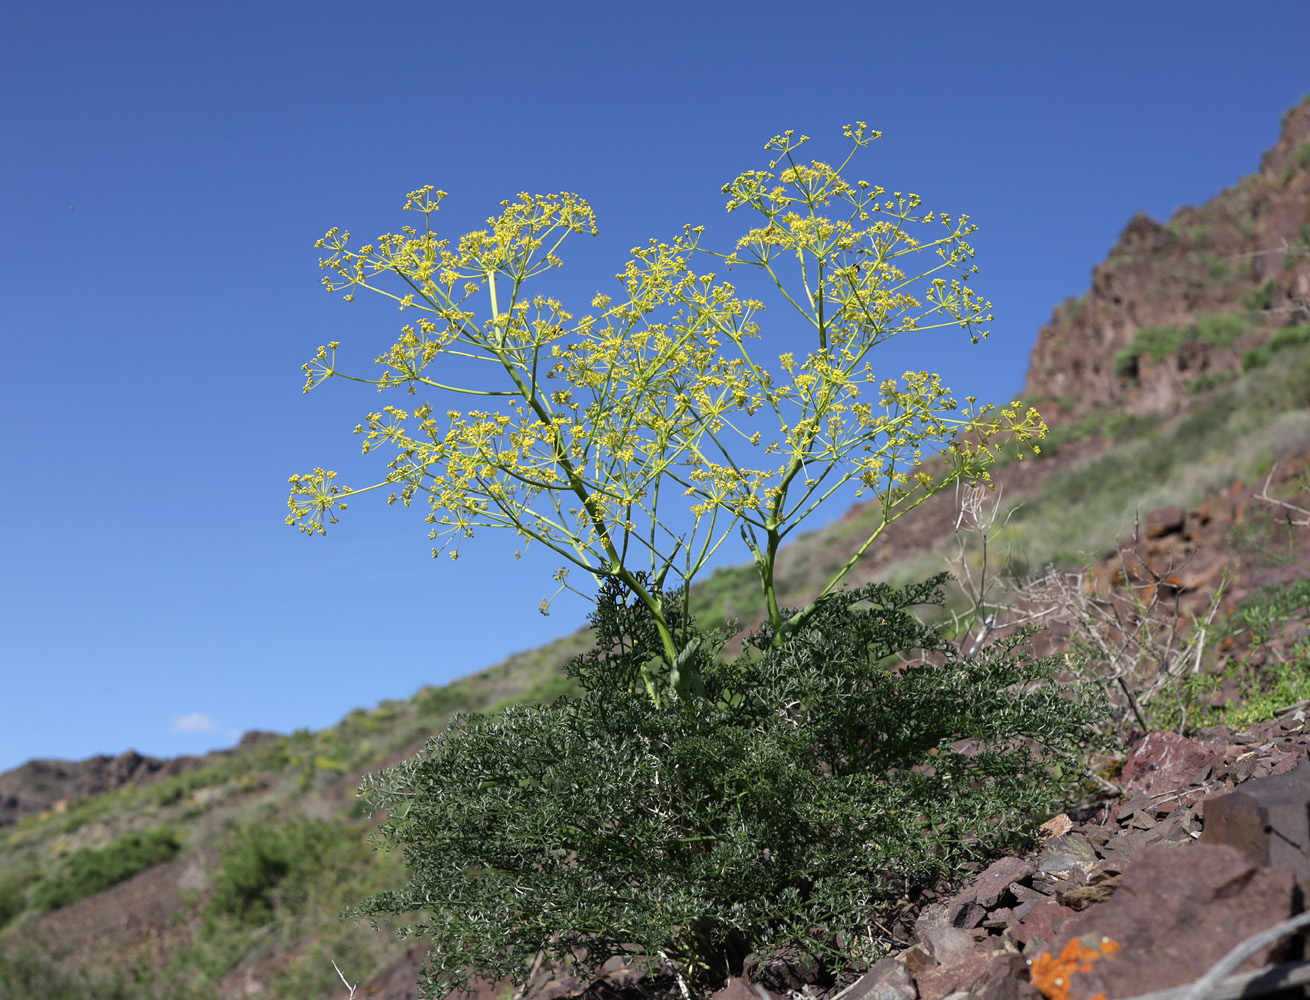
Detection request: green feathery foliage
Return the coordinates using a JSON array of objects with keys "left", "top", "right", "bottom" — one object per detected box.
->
[{"left": 349, "top": 574, "right": 1108, "bottom": 997}]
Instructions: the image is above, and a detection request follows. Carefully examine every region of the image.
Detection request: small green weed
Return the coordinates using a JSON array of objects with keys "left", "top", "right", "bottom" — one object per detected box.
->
[
  {"left": 0, "top": 943, "right": 134, "bottom": 1000},
  {"left": 1151, "top": 582, "right": 1310, "bottom": 733},
  {"left": 1228, "top": 514, "right": 1302, "bottom": 568},
  {"left": 1219, "top": 580, "right": 1310, "bottom": 647},
  {"left": 1153, "top": 645, "right": 1310, "bottom": 733}
]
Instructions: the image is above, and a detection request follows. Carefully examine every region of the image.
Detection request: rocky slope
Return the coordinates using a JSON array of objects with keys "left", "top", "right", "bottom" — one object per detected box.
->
[
  {"left": 0, "top": 733, "right": 280, "bottom": 829},
  {"left": 1022, "top": 95, "right": 1310, "bottom": 423}
]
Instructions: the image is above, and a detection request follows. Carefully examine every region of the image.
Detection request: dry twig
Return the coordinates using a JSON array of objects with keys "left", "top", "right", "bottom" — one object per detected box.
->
[
  {"left": 1253, "top": 465, "right": 1310, "bottom": 527},
  {"left": 1007, "top": 513, "right": 1228, "bottom": 734},
  {"left": 333, "top": 959, "right": 359, "bottom": 1000},
  {"left": 1176, "top": 910, "right": 1310, "bottom": 1000}
]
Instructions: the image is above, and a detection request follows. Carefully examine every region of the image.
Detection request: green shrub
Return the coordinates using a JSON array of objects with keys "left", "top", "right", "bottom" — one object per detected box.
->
[
  {"left": 1269, "top": 323, "right": 1310, "bottom": 352},
  {"left": 1243, "top": 324, "right": 1310, "bottom": 372},
  {"left": 150, "top": 764, "right": 232, "bottom": 807},
  {"left": 1116, "top": 313, "right": 1251, "bottom": 378},
  {"left": 1026, "top": 410, "right": 1159, "bottom": 460},
  {"left": 0, "top": 943, "right": 133, "bottom": 1000},
  {"left": 351, "top": 575, "right": 1108, "bottom": 998},
  {"left": 1205, "top": 255, "right": 1233, "bottom": 281},
  {"left": 1267, "top": 354, "right": 1310, "bottom": 409},
  {"left": 60, "top": 812, "right": 88, "bottom": 835},
  {"left": 1186, "top": 371, "right": 1237, "bottom": 395},
  {"left": 1243, "top": 280, "right": 1277, "bottom": 312},
  {"left": 414, "top": 683, "right": 470, "bottom": 721},
  {"left": 1115, "top": 324, "right": 1186, "bottom": 378},
  {"left": 207, "top": 817, "right": 345, "bottom": 925},
  {"left": 1194, "top": 312, "right": 1247, "bottom": 346},
  {"left": 30, "top": 826, "right": 182, "bottom": 912},
  {"left": 0, "top": 873, "right": 30, "bottom": 928},
  {"left": 1242, "top": 345, "right": 1272, "bottom": 371},
  {"left": 1102, "top": 413, "right": 1157, "bottom": 442}
]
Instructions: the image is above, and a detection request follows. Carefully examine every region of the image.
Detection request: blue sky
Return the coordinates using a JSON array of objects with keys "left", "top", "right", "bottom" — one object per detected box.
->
[{"left": 2, "top": 1, "right": 1306, "bottom": 773}]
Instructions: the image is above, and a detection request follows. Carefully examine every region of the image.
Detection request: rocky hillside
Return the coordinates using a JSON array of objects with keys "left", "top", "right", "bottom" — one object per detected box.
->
[
  {"left": 3, "top": 94, "right": 1310, "bottom": 1000},
  {"left": 1023, "top": 95, "right": 1310, "bottom": 423},
  {"left": 0, "top": 735, "right": 281, "bottom": 829}
]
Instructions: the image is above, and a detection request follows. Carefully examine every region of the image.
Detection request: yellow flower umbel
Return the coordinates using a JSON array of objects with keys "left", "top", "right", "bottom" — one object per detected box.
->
[{"left": 288, "top": 126, "right": 1046, "bottom": 700}]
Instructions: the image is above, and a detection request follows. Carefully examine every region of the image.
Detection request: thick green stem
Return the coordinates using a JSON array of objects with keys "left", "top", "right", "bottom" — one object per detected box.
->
[
  {"left": 484, "top": 270, "right": 684, "bottom": 679},
  {"left": 759, "top": 529, "right": 782, "bottom": 631}
]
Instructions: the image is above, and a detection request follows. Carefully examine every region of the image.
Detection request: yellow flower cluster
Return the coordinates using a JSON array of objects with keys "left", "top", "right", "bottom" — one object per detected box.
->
[{"left": 289, "top": 127, "right": 1046, "bottom": 679}]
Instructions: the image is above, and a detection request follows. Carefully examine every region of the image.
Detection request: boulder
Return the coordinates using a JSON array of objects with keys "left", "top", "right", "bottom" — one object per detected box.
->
[
  {"left": 1038, "top": 844, "right": 1297, "bottom": 1000},
  {"left": 1203, "top": 754, "right": 1310, "bottom": 896},
  {"left": 1119, "top": 730, "right": 1221, "bottom": 798}
]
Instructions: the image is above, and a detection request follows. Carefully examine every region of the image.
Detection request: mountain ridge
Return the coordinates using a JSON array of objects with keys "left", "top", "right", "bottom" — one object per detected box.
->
[{"left": 1021, "top": 93, "right": 1310, "bottom": 424}]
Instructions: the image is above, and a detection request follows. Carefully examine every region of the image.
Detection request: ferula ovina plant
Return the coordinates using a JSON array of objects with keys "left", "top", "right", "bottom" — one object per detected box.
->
[{"left": 288, "top": 125, "right": 1046, "bottom": 700}]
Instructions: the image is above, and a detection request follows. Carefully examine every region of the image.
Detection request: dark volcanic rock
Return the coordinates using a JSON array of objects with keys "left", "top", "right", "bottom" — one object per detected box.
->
[
  {"left": 0, "top": 751, "right": 187, "bottom": 826},
  {"left": 962, "top": 856, "right": 1037, "bottom": 910},
  {"left": 914, "top": 948, "right": 1003, "bottom": 1000},
  {"left": 1011, "top": 898, "right": 1078, "bottom": 949},
  {"left": 1044, "top": 844, "right": 1297, "bottom": 1000},
  {"left": 1145, "top": 506, "right": 1186, "bottom": 538},
  {"left": 839, "top": 955, "right": 917, "bottom": 1000},
  {"left": 358, "top": 943, "right": 426, "bottom": 1000},
  {"left": 1120, "top": 730, "right": 1222, "bottom": 798},
  {"left": 711, "top": 978, "right": 785, "bottom": 1000},
  {"left": 1203, "top": 755, "right": 1310, "bottom": 896},
  {"left": 745, "top": 948, "right": 831, "bottom": 994}
]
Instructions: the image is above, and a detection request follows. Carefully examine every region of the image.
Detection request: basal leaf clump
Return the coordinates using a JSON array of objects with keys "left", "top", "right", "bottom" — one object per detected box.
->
[{"left": 351, "top": 575, "right": 1107, "bottom": 998}]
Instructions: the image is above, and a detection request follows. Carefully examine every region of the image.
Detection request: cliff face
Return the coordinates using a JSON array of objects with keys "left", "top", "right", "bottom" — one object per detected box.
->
[{"left": 1023, "top": 95, "right": 1310, "bottom": 424}]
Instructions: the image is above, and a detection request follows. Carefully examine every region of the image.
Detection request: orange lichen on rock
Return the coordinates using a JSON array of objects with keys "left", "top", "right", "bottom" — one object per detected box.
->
[{"left": 1031, "top": 935, "right": 1121, "bottom": 1000}]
